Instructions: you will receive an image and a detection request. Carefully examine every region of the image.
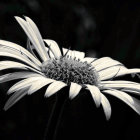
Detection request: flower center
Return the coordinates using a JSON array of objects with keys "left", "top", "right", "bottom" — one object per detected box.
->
[{"left": 41, "top": 57, "right": 99, "bottom": 86}]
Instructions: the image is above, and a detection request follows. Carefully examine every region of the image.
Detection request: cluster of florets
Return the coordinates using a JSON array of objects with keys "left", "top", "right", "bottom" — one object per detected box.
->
[{"left": 41, "top": 56, "right": 99, "bottom": 86}]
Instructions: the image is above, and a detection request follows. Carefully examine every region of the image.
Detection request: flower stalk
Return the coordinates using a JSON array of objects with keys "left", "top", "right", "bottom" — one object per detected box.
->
[{"left": 43, "top": 92, "right": 68, "bottom": 140}]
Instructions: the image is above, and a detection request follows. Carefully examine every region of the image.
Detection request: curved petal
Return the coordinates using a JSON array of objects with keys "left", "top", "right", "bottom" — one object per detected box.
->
[
  {"left": 0, "top": 72, "right": 40, "bottom": 83},
  {"left": 45, "top": 81, "right": 67, "bottom": 97},
  {"left": 0, "top": 48, "right": 40, "bottom": 71},
  {"left": 86, "top": 84, "right": 101, "bottom": 107},
  {"left": 100, "top": 93, "right": 111, "bottom": 120},
  {"left": 44, "top": 39, "right": 62, "bottom": 59},
  {"left": 102, "top": 82, "right": 140, "bottom": 94},
  {"left": 27, "top": 38, "right": 38, "bottom": 59},
  {"left": 62, "top": 48, "right": 85, "bottom": 60},
  {"left": 4, "top": 87, "right": 29, "bottom": 111},
  {"left": 99, "top": 65, "right": 140, "bottom": 81},
  {"left": 92, "top": 57, "right": 113, "bottom": 66},
  {"left": 24, "top": 16, "right": 48, "bottom": 54},
  {"left": 121, "top": 89, "right": 140, "bottom": 95},
  {"left": 103, "top": 89, "right": 140, "bottom": 115},
  {"left": 95, "top": 59, "right": 123, "bottom": 72},
  {"left": 15, "top": 16, "right": 49, "bottom": 61},
  {"left": 0, "top": 40, "right": 41, "bottom": 66},
  {"left": 98, "top": 66, "right": 127, "bottom": 80},
  {"left": 101, "top": 80, "right": 140, "bottom": 85},
  {"left": 27, "top": 39, "right": 55, "bottom": 59},
  {"left": 0, "top": 61, "right": 42, "bottom": 75},
  {"left": 69, "top": 82, "right": 82, "bottom": 99},
  {"left": 72, "top": 50, "right": 85, "bottom": 60},
  {"left": 7, "top": 76, "right": 46, "bottom": 94},
  {"left": 28, "top": 78, "right": 55, "bottom": 95}
]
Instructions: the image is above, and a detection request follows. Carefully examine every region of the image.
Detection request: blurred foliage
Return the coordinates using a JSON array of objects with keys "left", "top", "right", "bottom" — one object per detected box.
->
[{"left": 0, "top": 0, "right": 140, "bottom": 140}]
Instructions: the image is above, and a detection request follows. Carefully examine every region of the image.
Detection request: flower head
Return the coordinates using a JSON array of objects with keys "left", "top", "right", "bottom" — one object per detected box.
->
[{"left": 1, "top": 16, "right": 140, "bottom": 120}]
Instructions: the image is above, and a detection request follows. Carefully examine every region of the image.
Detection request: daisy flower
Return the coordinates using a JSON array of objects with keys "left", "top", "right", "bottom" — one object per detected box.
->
[{"left": 1, "top": 16, "right": 140, "bottom": 120}]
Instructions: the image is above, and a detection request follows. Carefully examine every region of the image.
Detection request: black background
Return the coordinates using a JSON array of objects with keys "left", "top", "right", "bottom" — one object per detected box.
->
[{"left": 0, "top": 0, "right": 140, "bottom": 140}]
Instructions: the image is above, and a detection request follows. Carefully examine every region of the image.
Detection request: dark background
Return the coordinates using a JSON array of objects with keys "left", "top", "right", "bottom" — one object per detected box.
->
[{"left": 0, "top": 0, "right": 140, "bottom": 140}]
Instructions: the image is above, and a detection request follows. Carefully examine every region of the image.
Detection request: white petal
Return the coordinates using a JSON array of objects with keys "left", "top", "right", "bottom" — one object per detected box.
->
[
  {"left": 98, "top": 66, "right": 127, "bottom": 80},
  {"left": 86, "top": 84, "right": 101, "bottom": 107},
  {"left": 15, "top": 16, "right": 48, "bottom": 61},
  {"left": 7, "top": 76, "right": 46, "bottom": 94},
  {"left": 103, "top": 89, "right": 140, "bottom": 115},
  {"left": 28, "top": 78, "right": 55, "bottom": 94},
  {"left": 0, "top": 40, "right": 41, "bottom": 66},
  {"left": 119, "top": 69, "right": 140, "bottom": 76},
  {"left": 0, "top": 72, "right": 40, "bottom": 83},
  {"left": 25, "top": 16, "right": 47, "bottom": 52},
  {"left": 101, "top": 80, "right": 140, "bottom": 85},
  {"left": 92, "top": 57, "right": 113, "bottom": 66},
  {"left": 102, "top": 82, "right": 140, "bottom": 95},
  {"left": 72, "top": 50, "right": 85, "bottom": 60},
  {"left": 99, "top": 66, "right": 140, "bottom": 81},
  {"left": 0, "top": 49, "right": 40, "bottom": 71},
  {"left": 0, "top": 61, "right": 42, "bottom": 75},
  {"left": 4, "top": 87, "right": 29, "bottom": 110},
  {"left": 62, "top": 48, "right": 85, "bottom": 60},
  {"left": 69, "top": 82, "right": 82, "bottom": 99},
  {"left": 44, "top": 39, "right": 62, "bottom": 59},
  {"left": 81, "top": 57, "right": 96, "bottom": 63},
  {"left": 100, "top": 93, "right": 111, "bottom": 120},
  {"left": 45, "top": 81, "right": 67, "bottom": 97},
  {"left": 27, "top": 39, "right": 38, "bottom": 59},
  {"left": 24, "top": 17, "right": 49, "bottom": 60},
  {"left": 121, "top": 89, "right": 140, "bottom": 95},
  {"left": 95, "top": 59, "right": 122, "bottom": 72},
  {"left": 0, "top": 61, "right": 27, "bottom": 70}
]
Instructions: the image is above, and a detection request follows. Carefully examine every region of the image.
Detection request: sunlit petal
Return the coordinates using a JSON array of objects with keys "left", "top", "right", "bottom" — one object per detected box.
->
[
  {"left": 103, "top": 89, "right": 140, "bottom": 115},
  {"left": 102, "top": 82, "right": 140, "bottom": 93},
  {"left": 72, "top": 50, "right": 85, "bottom": 60},
  {"left": 45, "top": 81, "right": 67, "bottom": 97},
  {"left": 15, "top": 16, "right": 48, "bottom": 61},
  {"left": 100, "top": 93, "right": 111, "bottom": 120},
  {"left": 101, "top": 80, "right": 140, "bottom": 85},
  {"left": 7, "top": 76, "right": 46, "bottom": 94},
  {"left": 69, "top": 82, "right": 82, "bottom": 99},
  {"left": 44, "top": 39, "right": 62, "bottom": 59},
  {"left": 0, "top": 40, "right": 41, "bottom": 66},
  {"left": 27, "top": 38, "right": 38, "bottom": 59},
  {"left": 0, "top": 48, "right": 40, "bottom": 71},
  {"left": 86, "top": 85, "right": 101, "bottom": 107},
  {"left": 24, "top": 16, "right": 48, "bottom": 57},
  {"left": 95, "top": 60, "right": 123, "bottom": 72},
  {"left": 63, "top": 48, "right": 85, "bottom": 60},
  {"left": 99, "top": 66, "right": 140, "bottom": 81},
  {"left": 98, "top": 66, "right": 127, "bottom": 80},
  {"left": 28, "top": 78, "right": 55, "bottom": 95},
  {"left": 0, "top": 61, "right": 42, "bottom": 74},
  {"left": 92, "top": 57, "right": 113, "bottom": 66},
  {"left": 121, "top": 89, "right": 140, "bottom": 95}
]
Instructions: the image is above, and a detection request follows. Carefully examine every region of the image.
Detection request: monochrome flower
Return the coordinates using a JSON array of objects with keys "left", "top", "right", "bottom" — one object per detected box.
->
[{"left": 1, "top": 16, "right": 140, "bottom": 120}]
